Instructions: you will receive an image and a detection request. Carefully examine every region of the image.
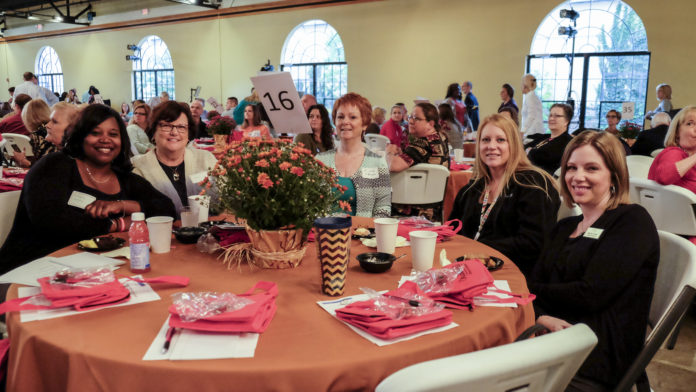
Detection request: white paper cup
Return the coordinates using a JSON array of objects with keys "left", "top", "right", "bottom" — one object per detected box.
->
[
  {"left": 410, "top": 230, "right": 438, "bottom": 271},
  {"left": 188, "top": 195, "right": 210, "bottom": 223},
  {"left": 374, "top": 218, "right": 399, "bottom": 254},
  {"left": 146, "top": 216, "right": 174, "bottom": 254},
  {"left": 454, "top": 149, "right": 463, "bottom": 163},
  {"left": 180, "top": 207, "right": 198, "bottom": 228}
]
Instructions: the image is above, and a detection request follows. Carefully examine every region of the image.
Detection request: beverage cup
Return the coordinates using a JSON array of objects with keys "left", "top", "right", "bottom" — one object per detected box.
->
[
  {"left": 146, "top": 216, "right": 174, "bottom": 253},
  {"left": 410, "top": 230, "right": 438, "bottom": 271},
  {"left": 180, "top": 207, "right": 198, "bottom": 227},
  {"left": 454, "top": 149, "right": 464, "bottom": 163},
  {"left": 374, "top": 218, "right": 399, "bottom": 254},
  {"left": 188, "top": 195, "right": 210, "bottom": 223},
  {"left": 314, "top": 216, "right": 352, "bottom": 296}
]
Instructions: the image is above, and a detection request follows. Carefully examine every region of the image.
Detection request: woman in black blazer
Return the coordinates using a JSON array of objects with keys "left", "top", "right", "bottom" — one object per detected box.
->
[{"left": 448, "top": 114, "right": 560, "bottom": 277}]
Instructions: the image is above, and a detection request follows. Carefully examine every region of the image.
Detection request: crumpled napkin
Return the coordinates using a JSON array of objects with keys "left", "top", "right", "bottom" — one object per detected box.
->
[{"left": 360, "top": 236, "right": 409, "bottom": 248}]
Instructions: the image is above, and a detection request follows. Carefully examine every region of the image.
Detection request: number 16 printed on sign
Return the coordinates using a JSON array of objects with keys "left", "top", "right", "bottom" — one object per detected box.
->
[{"left": 251, "top": 72, "right": 312, "bottom": 135}]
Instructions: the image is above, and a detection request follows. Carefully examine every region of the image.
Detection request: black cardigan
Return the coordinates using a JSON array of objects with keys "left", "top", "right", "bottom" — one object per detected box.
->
[
  {"left": 529, "top": 204, "right": 659, "bottom": 387},
  {"left": 0, "top": 152, "right": 176, "bottom": 273},
  {"left": 527, "top": 132, "right": 572, "bottom": 175},
  {"left": 448, "top": 170, "right": 560, "bottom": 277}
]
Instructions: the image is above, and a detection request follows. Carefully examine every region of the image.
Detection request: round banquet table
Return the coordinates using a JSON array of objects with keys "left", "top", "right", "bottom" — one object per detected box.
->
[{"left": 6, "top": 217, "right": 534, "bottom": 392}]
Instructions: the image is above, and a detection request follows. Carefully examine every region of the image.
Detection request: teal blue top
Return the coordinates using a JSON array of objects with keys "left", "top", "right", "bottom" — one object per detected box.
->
[{"left": 337, "top": 176, "right": 357, "bottom": 216}]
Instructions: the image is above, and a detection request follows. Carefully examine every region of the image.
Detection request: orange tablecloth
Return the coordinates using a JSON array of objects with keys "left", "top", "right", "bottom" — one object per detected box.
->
[
  {"left": 443, "top": 170, "right": 473, "bottom": 220},
  {"left": 7, "top": 217, "right": 533, "bottom": 392}
]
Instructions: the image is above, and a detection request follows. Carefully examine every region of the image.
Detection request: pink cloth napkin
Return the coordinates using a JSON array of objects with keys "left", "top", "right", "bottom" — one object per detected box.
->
[
  {"left": 2, "top": 167, "right": 28, "bottom": 179},
  {"left": 450, "top": 163, "right": 472, "bottom": 171}
]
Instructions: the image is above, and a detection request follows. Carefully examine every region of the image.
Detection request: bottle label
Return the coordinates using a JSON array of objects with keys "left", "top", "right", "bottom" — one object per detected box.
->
[{"left": 130, "top": 243, "right": 150, "bottom": 270}]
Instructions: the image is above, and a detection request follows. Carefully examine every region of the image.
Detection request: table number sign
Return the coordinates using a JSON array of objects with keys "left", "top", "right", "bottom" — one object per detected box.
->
[
  {"left": 250, "top": 72, "right": 312, "bottom": 134},
  {"left": 622, "top": 101, "right": 635, "bottom": 120}
]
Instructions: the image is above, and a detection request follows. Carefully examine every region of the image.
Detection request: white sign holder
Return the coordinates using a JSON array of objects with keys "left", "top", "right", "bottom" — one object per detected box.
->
[{"left": 250, "top": 72, "right": 312, "bottom": 134}]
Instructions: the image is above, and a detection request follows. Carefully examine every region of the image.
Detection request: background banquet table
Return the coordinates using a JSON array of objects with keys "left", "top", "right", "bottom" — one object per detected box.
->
[
  {"left": 443, "top": 170, "right": 473, "bottom": 220},
  {"left": 6, "top": 217, "right": 534, "bottom": 392}
]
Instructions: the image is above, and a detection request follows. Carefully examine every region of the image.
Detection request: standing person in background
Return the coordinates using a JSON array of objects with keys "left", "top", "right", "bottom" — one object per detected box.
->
[
  {"left": 221, "top": 96, "right": 238, "bottom": 117},
  {"left": 0, "top": 93, "right": 32, "bottom": 136},
  {"left": 521, "top": 74, "right": 544, "bottom": 139},
  {"left": 463, "top": 81, "right": 480, "bottom": 131},
  {"left": 645, "top": 83, "right": 672, "bottom": 120},
  {"left": 438, "top": 103, "right": 463, "bottom": 149},
  {"left": 189, "top": 99, "right": 208, "bottom": 139},
  {"left": 444, "top": 83, "right": 468, "bottom": 127},
  {"left": 301, "top": 93, "right": 317, "bottom": 114},
  {"left": 233, "top": 89, "right": 260, "bottom": 126},
  {"left": 14, "top": 72, "right": 58, "bottom": 106},
  {"left": 498, "top": 83, "right": 518, "bottom": 113},
  {"left": 82, "top": 86, "right": 95, "bottom": 104},
  {"left": 380, "top": 104, "right": 407, "bottom": 149},
  {"left": 365, "top": 107, "right": 386, "bottom": 135}
]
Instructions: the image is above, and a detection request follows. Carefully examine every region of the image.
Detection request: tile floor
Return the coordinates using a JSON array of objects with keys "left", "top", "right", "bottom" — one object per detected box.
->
[{"left": 646, "top": 309, "right": 696, "bottom": 391}]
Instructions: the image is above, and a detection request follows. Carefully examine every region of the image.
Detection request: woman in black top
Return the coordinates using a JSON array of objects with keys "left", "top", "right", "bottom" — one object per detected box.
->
[
  {"left": 449, "top": 114, "right": 560, "bottom": 277},
  {"left": 527, "top": 103, "right": 574, "bottom": 175},
  {"left": 529, "top": 131, "right": 659, "bottom": 391},
  {"left": 0, "top": 104, "right": 176, "bottom": 273}
]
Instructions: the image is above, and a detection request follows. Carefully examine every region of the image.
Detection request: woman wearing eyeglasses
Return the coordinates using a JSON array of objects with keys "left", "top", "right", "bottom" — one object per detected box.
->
[
  {"left": 132, "top": 101, "right": 218, "bottom": 217},
  {"left": 527, "top": 103, "right": 574, "bottom": 175},
  {"left": 603, "top": 109, "right": 632, "bottom": 156},
  {"left": 127, "top": 103, "right": 154, "bottom": 154}
]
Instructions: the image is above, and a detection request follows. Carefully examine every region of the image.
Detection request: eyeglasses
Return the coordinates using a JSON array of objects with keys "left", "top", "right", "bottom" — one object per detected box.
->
[
  {"left": 408, "top": 115, "right": 425, "bottom": 122},
  {"left": 606, "top": 115, "right": 618, "bottom": 119},
  {"left": 158, "top": 122, "right": 188, "bottom": 134},
  {"left": 133, "top": 112, "right": 147, "bottom": 116}
]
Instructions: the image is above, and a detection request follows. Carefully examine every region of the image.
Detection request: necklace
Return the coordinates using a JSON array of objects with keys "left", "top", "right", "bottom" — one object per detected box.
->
[
  {"left": 169, "top": 165, "right": 181, "bottom": 181},
  {"left": 84, "top": 163, "right": 112, "bottom": 184}
]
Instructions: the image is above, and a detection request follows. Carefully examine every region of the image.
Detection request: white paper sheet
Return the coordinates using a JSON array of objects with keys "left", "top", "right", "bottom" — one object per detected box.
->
[
  {"left": 0, "top": 252, "right": 125, "bottom": 287},
  {"left": 18, "top": 277, "right": 160, "bottom": 322},
  {"left": 397, "top": 277, "right": 518, "bottom": 308},
  {"left": 142, "top": 317, "right": 259, "bottom": 361},
  {"left": 317, "top": 293, "right": 458, "bottom": 346}
]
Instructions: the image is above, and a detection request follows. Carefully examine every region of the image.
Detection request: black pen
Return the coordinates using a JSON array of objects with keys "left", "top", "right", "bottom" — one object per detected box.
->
[{"left": 161, "top": 327, "right": 176, "bottom": 354}]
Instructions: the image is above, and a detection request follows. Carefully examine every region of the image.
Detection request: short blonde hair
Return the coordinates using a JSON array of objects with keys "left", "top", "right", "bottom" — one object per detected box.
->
[
  {"left": 657, "top": 84, "right": 672, "bottom": 100},
  {"left": 372, "top": 106, "right": 386, "bottom": 119},
  {"left": 523, "top": 73, "right": 537, "bottom": 90},
  {"left": 559, "top": 130, "right": 630, "bottom": 209},
  {"left": 664, "top": 106, "right": 696, "bottom": 148},
  {"left": 52, "top": 101, "right": 81, "bottom": 127},
  {"left": 21, "top": 99, "right": 50, "bottom": 132}
]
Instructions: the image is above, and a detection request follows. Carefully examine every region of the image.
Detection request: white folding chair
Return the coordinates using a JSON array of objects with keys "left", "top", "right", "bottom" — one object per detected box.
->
[
  {"left": 376, "top": 323, "right": 597, "bottom": 392},
  {"left": 629, "top": 178, "right": 696, "bottom": 236},
  {"left": 615, "top": 231, "right": 696, "bottom": 391},
  {"left": 0, "top": 190, "right": 21, "bottom": 248},
  {"left": 625, "top": 155, "right": 653, "bottom": 179},
  {"left": 557, "top": 198, "right": 582, "bottom": 221},
  {"left": 390, "top": 164, "right": 450, "bottom": 205},
  {"left": 365, "top": 134, "right": 390, "bottom": 153},
  {"left": 650, "top": 148, "right": 663, "bottom": 158},
  {"left": 1, "top": 133, "right": 33, "bottom": 157}
]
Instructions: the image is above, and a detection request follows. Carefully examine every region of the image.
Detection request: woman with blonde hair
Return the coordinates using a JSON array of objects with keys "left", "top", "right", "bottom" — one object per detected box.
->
[
  {"left": 645, "top": 83, "right": 672, "bottom": 120},
  {"left": 648, "top": 105, "right": 696, "bottom": 193},
  {"left": 530, "top": 131, "right": 658, "bottom": 391},
  {"left": 449, "top": 113, "right": 560, "bottom": 277},
  {"left": 13, "top": 99, "right": 51, "bottom": 167},
  {"left": 127, "top": 103, "right": 154, "bottom": 154}
]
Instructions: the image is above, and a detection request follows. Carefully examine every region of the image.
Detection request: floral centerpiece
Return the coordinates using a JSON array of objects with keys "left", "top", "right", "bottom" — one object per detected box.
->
[
  {"left": 201, "top": 138, "right": 343, "bottom": 269},
  {"left": 619, "top": 121, "right": 641, "bottom": 140},
  {"left": 207, "top": 115, "right": 236, "bottom": 148}
]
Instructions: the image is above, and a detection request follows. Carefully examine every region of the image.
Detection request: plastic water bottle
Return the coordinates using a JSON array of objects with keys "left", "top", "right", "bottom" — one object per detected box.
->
[{"left": 129, "top": 212, "right": 151, "bottom": 273}]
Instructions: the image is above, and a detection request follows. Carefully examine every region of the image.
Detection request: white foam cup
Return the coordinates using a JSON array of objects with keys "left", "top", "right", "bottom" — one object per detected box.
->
[
  {"left": 410, "top": 230, "right": 438, "bottom": 271},
  {"left": 146, "top": 216, "right": 174, "bottom": 253},
  {"left": 454, "top": 149, "right": 464, "bottom": 163},
  {"left": 374, "top": 218, "right": 399, "bottom": 254}
]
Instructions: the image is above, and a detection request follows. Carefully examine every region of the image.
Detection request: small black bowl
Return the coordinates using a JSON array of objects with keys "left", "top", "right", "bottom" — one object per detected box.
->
[
  {"left": 357, "top": 252, "right": 396, "bottom": 273},
  {"left": 174, "top": 226, "right": 207, "bottom": 244}
]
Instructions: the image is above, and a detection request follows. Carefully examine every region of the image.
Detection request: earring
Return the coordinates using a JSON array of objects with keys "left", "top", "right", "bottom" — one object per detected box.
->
[{"left": 610, "top": 185, "right": 616, "bottom": 194}]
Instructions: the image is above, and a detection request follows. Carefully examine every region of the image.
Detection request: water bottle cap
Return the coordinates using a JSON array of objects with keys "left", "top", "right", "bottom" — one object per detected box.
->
[{"left": 131, "top": 212, "right": 145, "bottom": 221}]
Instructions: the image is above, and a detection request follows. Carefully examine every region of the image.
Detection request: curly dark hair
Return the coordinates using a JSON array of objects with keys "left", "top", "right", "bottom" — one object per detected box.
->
[
  {"left": 64, "top": 104, "right": 133, "bottom": 172},
  {"left": 307, "top": 104, "right": 335, "bottom": 150}
]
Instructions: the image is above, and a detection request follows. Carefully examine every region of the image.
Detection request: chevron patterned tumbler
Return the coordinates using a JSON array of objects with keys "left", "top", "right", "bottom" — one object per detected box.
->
[{"left": 314, "top": 216, "right": 353, "bottom": 296}]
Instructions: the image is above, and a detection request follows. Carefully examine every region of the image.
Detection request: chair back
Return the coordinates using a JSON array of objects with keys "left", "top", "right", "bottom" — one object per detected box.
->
[
  {"left": 557, "top": 198, "right": 581, "bottom": 222},
  {"left": 365, "top": 134, "right": 390, "bottom": 153},
  {"left": 650, "top": 148, "right": 663, "bottom": 158},
  {"left": 376, "top": 323, "right": 597, "bottom": 392},
  {"left": 390, "top": 164, "right": 450, "bottom": 205},
  {"left": 0, "top": 190, "right": 21, "bottom": 248},
  {"left": 629, "top": 178, "right": 696, "bottom": 236},
  {"left": 1, "top": 133, "right": 34, "bottom": 157},
  {"left": 614, "top": 231, "right": 696, "bottom": 391},
  {"left": 625, "top": 155, "right": 653, "bottom": 179}
]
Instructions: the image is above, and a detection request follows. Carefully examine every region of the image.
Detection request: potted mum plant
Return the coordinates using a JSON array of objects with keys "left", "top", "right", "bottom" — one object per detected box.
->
[
  {"left": 619, "top": 121, "right": 641, "bottom": 146},
  {"left": 201, "top": 138, "right": 343, "bottom": 269},
  {"left": 207, "top": 115, "right": 236, "bottom": 148}
]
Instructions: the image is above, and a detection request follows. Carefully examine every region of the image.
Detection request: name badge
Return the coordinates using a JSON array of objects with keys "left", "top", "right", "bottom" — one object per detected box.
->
[
  {"left": 67, "top": 191, "right": 96, "bottom": 209},
  {"left": 189, "top": 171, "right": 207, "bottom": 184},
  {"left": 250, "top": 130, "right": 261, "bottom": 138},
  {"left": 583, "top": 227, "right": 604, "bottom": 239},
  {"left": 361, "top": 167, "right": 379, "bottom": 179}
]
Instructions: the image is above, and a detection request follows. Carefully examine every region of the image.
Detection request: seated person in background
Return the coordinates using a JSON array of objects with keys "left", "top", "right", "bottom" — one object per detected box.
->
[
  {"left": 233, "top": 89, "right": 259, "bottom": 126},
  {"left": 602, "top": 109, "right": 631, "bottom": 156},
  {"left": 449, "top": 114, "right": 559, "bottom": 277},
  {"left": 13, "top": 98, "right": 51, "bottom": 167},
  {"left": 0, "top": 93, "right": 32, "bottom": 136},
  {"left": 132, "top": 101, "right": 218, "bottom": 218},
  {"left": 380, "top": 104, "right": 408, "bottom": 149},
  {"left": 530, "top": 131, "right": 659, "bottom": 391},
  {"left": 127, "top": 103, "right": 154, "bottom": 154},
  {"left": 365, "top": 106, "right": 386, "bottom": 135},
  {"left": 387, "top": 102, "right": 450, "bottom": 221},
  {"left": 527, "top": 103, "right": 574, "bottom": 175},
  {"left": 294, "top": 104, "right": 334, "bottom": 155},
  {"left": 189, "top": 99, "right": 208, "bottom": 139},
  {"left": 316, "top": 93, "right": 391, "bottom": 217},
  {"left": 238, "top": 103, "right": 272, "bottom": 139},
  {"left": 648, "top": 106, "right": 696, "bottom": 194},
  {"left": 631, "top": 112, "right": 671, "bottom": 156},
  {"left": 438, "top": 103, "right": 463, "bottom": 149},
  {"left": 498, "top": 106, "right": 519, "bottom": 127},
  {"left": 0, "top": 104, "right": 176, "bottom": 273},
  {"left": 221, "top": 96, "right": 238, "bottom": 117},
  {"left": 645, "top": 83, "right": 672, "bottom": 120},
  {"left": 498, "top": 83, "right": 518, "bottom": 113}
]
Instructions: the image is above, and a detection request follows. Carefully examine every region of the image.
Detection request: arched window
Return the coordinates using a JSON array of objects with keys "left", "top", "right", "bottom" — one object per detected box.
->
[
  {"left": 528, "top": 0, "right": 649, "bottom": 130},
  {"left": 35, "top": 46, "right": 64, "bottom": 94},
  {"left": 281, "top": 20, "right": 347, "bottom": 111},
  {"left": 131, "top": 35, "right": 175, "bottom": 101}
]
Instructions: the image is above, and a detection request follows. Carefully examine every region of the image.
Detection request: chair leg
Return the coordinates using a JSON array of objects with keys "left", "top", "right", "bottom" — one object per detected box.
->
[
  {"left": 665, "top": 317, "right": 684, "bottom": 350},
  {"left": 635, "top": 372, "right": 650, "bottom": 392}
]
